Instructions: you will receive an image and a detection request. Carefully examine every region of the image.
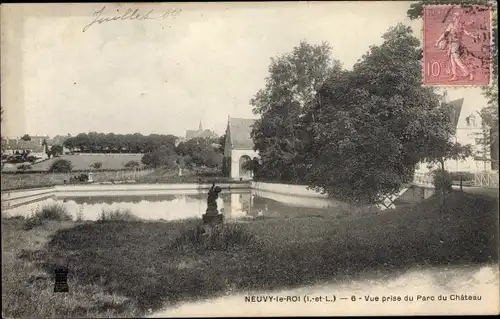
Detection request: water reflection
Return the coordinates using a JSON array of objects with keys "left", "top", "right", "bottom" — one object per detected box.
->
[{"left": 4, "top": 189, "right": 345, "bottom": 221}]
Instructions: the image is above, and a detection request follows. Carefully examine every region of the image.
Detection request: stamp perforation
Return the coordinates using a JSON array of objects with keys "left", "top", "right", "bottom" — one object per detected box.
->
[{"left": 421, "top": 2, "right": 494, "bottom": 87}]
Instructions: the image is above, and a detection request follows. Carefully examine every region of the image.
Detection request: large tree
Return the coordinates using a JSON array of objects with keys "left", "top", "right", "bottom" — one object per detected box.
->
[
  {"left": 303, "top": 24, "right": 471, "bottom": 204},
  {"left": 250, "top": 41, "right": 343, "bottom": 182}
]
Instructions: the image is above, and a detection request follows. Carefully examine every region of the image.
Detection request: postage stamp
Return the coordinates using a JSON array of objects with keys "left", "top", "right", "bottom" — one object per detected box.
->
[{"left": 423, "top": 4, "right": 492, "bottom": 86}]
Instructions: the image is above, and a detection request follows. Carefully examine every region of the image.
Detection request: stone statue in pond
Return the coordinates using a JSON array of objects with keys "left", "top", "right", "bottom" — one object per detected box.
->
[{"left": 203, "top": 182, "right": 224, "bottom": 225}]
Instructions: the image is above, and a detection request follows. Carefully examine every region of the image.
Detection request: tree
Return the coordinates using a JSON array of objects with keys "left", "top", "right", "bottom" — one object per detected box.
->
[
  {"left": 250, "top": 40, "right": 343, "bottom": 182},
  {"left": 218, "top": 134, "right": 226, "bottom": 154},
  {"left": 90, "top": 161, "right": 103, "bottom": 170},
  {"left": 21, "top": 134, "right": 31, "bottom": 141},
  {"left": 49, "top": 159, "right": 73, "bottom": 173},
  {"left": 302, "top": 24, "right": 471, "bottom": 204},
  {"left": 175, "top": 137, "right": 223, "bottom": 169},
  {"left": 141, "top": 145, "right": 177, "bottom": 169},
  {"left": 50, "top": 144, "right": 64, "bottom": 157}
]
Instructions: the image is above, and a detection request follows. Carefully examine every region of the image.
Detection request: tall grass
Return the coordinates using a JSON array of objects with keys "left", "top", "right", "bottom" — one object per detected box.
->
[
  {"left": 172, "top": 223, "right": 256, "bottom": 252},
  {"left": 97, "top": 208, "right": 142, "bottom": 222},
  {"left": 23, "top": 204, "right": 73, "bottom": 230}
]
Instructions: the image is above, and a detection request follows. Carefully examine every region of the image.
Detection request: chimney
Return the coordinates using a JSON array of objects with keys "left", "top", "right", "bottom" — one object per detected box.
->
[{"left": 441, "top": 91, "right": 449, "bottom": 105}]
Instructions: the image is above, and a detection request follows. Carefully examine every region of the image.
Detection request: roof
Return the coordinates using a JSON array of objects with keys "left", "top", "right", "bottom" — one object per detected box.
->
[
  {"left": 227, "top": 117, "right": 257, "bottom": 150},
  {"left": 4, "top": 139, "right": 45, "bottom": 152},
  {"left": 446, "top": 98, "right": 464, "bottom": 128},
  {"left": 48, "top": 135, "right": 71, "bottom": 145}
]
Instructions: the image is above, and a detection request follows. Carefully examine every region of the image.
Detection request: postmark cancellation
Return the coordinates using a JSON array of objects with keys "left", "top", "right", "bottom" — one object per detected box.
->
[{"left": 423, "top": 4, "right": 493, "bottom": 86}]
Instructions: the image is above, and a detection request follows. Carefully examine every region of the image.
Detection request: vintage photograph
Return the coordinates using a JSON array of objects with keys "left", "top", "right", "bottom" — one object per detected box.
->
[{"left": 1, "top": 1, "right": 498, "bottom": 318}]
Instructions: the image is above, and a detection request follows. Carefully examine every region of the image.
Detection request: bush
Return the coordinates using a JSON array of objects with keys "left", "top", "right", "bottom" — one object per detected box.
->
[
  {"left": 90, "top": 161, "right": 103, "bottom": 170},
  {"left": 26, "top": 155, "right": 39, "bottom": 164},
  {"left": 449, "top": 171, "right": 475, "bottom": 182},
  {"left": 124, "top": 160, "right": 140, "bottom": 169},
  {"left": 49, "top": 159, "right": 73, "bottom": 173},
  {"left": 37, "top": 203, "right": 73, "bottom": 221},
  {"left": 17, "top": 163, "right": 32, "bottom": 171},
  {"left": 97, "top": 208, "right": 141, "bottom": 222},
  {"left": 69, "top": 173, "right": 89, "bottom": 183},
  {"left": 433, "top": 169, "right": 453, "bottom": 192},
  {"left": 23, "top": 203, "right": 72, "bottom": 230}
]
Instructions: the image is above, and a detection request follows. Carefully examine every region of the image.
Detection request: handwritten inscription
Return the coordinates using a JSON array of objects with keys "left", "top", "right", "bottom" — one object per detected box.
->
[{"left": 83, "top": 6, "right": 182, "bottom": 32}]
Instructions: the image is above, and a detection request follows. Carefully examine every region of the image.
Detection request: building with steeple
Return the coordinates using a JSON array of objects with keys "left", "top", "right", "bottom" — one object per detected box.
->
[{"left": 185, "top": 120, "right": 218, "bottom": 140}]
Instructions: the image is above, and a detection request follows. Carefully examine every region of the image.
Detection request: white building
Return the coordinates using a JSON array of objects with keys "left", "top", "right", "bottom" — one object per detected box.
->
[
  {"left": 223, "top": 117, "right": 259, "bottom": 180},
  {"left": 416, "top": 92, "right": 498, "bottom": 174}
]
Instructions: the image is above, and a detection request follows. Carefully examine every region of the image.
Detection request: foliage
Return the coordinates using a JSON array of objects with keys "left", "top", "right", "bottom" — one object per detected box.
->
[
  {"left": 15, "top": 192, "right": 496, "bottom": 317},
  {"left": 50, "top": 144, "right": 64, "bottom": 157},
  {"left": 298, "top": 24, "right": 473, "bottom": 204},
  {"left": 97, "top": 208, "right": 141, "bottom": 222},
  {"left": 141, "top": 145, "right": 178, "bottom": 169},
  {"left": 89, "top": 161, "right": 103, "bottom": 170},
  {"left": 26, "top": 155, "right": 39, "bottom": 164},
  {"left": 17, "top": 163, "right": 32, "bottom": 171},
  {"left": 69, "top": 173, "right": 89, "bottom": 183},
  {"left": 49, "top": 159, "right": 73, "bottom": 173},
  {"left": 21, "top": 134, "right": 31, "bottom": 141},
  {"left": 449, "top": 171, "right": 475, "bottom": 181},
  {"left": 63, "top": 132, "right": 178, "bottom": 154},
  {"left": 173, "top": 224, "right": 256, "bottom": 252},
  {"left": 250, "top": 40, "right": 343, "bottom": 182},
  {"left": 432, "top": 169, "right": 453, "bottom": 192},
  {"left": 175, "top": 137, "right": 223, "bottom": 168},
  {"left": 222, "top": 157, "right": 231, "bottom": 176},
  {"left": 124, "top": 160, "right": 140, "bottom": 169},
  {"left": 23, "top": 203, "right": 72, "bottom": 230},
  {"left": 218, "top": 134, "right": 226, "bottom": 154}
]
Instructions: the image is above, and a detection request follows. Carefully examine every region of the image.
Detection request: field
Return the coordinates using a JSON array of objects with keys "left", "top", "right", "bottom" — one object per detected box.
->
[
  {"left": 27, "top": 154, "right": 145, "bottom": 171},
  {"left": 0, "top": 170, "right": 154, "bottom": 191},
  {"left": 2, "top": 191, "right": 498, "bottom": 318}
]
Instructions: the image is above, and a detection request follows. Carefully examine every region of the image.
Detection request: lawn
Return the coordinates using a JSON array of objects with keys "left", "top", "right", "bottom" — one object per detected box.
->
[
  {"left": 27, "top": 154, "right": 145, "bottom": 171},
  {"left": 2, "top": 191, "right": 498, "bottom": 318}
]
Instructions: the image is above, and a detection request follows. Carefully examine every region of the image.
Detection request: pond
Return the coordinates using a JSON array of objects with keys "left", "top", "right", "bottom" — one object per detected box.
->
[{"left": 4, "top": 188, "right": 347, "bottom": 221}]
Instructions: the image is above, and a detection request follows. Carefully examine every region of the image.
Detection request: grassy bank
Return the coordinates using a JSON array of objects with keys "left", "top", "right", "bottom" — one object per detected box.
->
[
  {"left": 2, "top": 192, "right": 498, "bottom": 318},
  {"left": 0, "top": 168, "right": 233, "bottom": 191}
]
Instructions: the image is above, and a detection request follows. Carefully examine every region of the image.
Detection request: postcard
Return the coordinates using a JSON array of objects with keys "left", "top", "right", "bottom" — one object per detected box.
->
[{"left": 1, "top": 2, "right": 498, "bottom": 318}]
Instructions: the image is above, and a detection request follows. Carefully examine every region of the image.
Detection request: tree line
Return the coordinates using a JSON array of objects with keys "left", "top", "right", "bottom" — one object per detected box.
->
[
  {"left": 62, "top": 133, "right": 179, "bottom": 154},
  {"left": 249, "top": 19, "right": 489, "bottom": 204},
  {"left": 59, "top": 132, "right": 225, "bottom": 170}
]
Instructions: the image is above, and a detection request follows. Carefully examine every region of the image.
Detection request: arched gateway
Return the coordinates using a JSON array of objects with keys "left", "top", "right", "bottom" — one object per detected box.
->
[{"left": 223, "top": 117, "right": 259, "bottom": 180}]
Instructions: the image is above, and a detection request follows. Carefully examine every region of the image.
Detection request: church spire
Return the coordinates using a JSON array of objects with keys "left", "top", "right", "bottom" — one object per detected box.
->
[{"left": 199, "top": 121, "right": 203, "bottom": 131}]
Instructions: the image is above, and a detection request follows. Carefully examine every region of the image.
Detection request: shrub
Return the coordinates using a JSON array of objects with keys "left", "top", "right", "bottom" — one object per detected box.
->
[
  {"left": 26, "top": 155, "right": 39, "bottom": 164},
  {"left": 433, "top": 169, "right": 453, "bottom": 193},
  {"left": 17, "top": 163, "right": 32, "bottom": 171},
  {"left": 90, "top": 161, "right": 103, "bottom": 170},
  {"left": 36, "top": 203, "right": 73, "bottom": 221},
  {"left": 124, "top": 160, "right": 140, "bottom": 169},
  {"left": 70, "top": 173, "right": 89, "bottom": 183},
  {"left": 23, "top": 203, "right": 72, "bottom": 230},
  {"left": 449, "top": 171, "right": 475, "bottom": 182},
  {"left": 97, "top": 208, "right": 141, "bottom": 222},
  {"left": 49, "top": 159, "right": 73, "bottom": 173}
]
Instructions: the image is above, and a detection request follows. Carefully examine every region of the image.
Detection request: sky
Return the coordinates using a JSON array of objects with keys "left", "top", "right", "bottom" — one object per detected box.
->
[{"left": 1, "top": 2, "right": 488, "bottom": 138}]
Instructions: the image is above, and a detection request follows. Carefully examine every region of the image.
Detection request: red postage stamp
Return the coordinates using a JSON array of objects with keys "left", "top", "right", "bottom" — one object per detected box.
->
[{"left": 423, "top": 4, "right": 492, "bottom": 86}]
